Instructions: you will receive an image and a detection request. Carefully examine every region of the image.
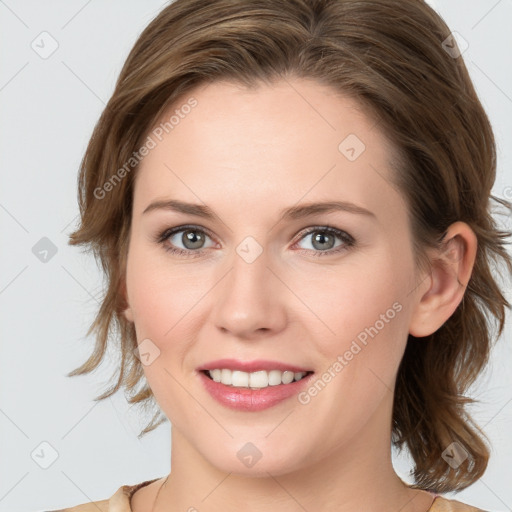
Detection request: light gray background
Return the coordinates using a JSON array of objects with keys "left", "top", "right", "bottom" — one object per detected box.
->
[{"left": 0, "top": 1, "right": 511, "bottom": 511}]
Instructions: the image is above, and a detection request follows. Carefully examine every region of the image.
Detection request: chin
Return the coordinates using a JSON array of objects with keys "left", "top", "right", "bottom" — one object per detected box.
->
[{"left": 202, "top": 441, "right": 306, "bottom": 478}]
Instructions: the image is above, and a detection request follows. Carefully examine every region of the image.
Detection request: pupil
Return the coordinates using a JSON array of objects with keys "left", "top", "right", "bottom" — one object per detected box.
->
[
  {"left": 313, "top": 232, "right": 334, "bottom": 250},
  {"left": 184, "top": 230, "right": 204, "bottom": 249}
]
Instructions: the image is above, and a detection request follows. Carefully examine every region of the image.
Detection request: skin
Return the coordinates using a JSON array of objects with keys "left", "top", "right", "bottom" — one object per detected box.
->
[{"left": 122, "top": 78, "right": 477, "bottom": 512}]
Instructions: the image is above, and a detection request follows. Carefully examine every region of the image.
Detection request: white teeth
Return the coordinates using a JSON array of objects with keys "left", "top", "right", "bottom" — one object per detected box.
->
[{"left": 206, "top": 369, "right": 309, "bottom": 388}]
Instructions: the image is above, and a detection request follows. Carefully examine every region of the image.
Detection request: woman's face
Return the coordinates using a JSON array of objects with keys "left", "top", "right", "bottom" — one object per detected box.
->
[{"left": 123, "top": 78, "right": 427, "bottom": 476}]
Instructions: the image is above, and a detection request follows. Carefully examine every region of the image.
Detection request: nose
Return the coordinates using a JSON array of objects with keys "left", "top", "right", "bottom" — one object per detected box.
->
[{"left": 211, "top": 244, "right": 288, "bottom": 340}]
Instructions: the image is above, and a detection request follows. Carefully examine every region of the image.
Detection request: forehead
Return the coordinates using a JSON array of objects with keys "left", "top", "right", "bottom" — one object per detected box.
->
[{"left": 133, "top": 78, "right": 405, "bottom": 224}]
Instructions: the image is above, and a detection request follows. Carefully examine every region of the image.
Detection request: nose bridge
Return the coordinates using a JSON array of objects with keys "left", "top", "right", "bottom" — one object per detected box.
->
[
  {"left": 212, "top": 236, "right": 286, "bottom": 336},
  {"left": 232, "top": 236, "right": 269, "bottom": 292}
]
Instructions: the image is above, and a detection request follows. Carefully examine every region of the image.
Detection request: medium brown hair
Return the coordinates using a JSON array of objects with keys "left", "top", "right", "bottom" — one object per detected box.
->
[{"left": 68, "top": 0, "right": 512, "bottom": 493}]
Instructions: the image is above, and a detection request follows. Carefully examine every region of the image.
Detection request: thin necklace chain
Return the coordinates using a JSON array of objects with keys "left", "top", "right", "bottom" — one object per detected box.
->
[
  {"left": 150, "top": 475, "right": 170, "bottom": 512},
  {"left": 148, "top": 478, "right": 437, "bottom": 512}
]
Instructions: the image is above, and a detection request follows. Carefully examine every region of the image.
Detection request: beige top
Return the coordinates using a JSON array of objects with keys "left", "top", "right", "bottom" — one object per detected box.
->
[{"left": 47, "top": 477, "right": 489, "bottom": 511}]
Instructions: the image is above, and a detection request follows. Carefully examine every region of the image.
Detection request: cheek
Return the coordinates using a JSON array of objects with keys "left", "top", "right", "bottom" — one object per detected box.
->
[
  {"left": 125, "top": 248, "right": 206, "bottom": 421},
  {"left": 294, "top": 250, "right": 410, "bottom": 353},
  {"left": 125, "top": 243, "right": 212, "bottom": 349},
  {"left": 129, "top": 268, "right": 195, "bottom": 338},
  {"left": 322, "top": 252, "right": 413, "bottom": 398}
]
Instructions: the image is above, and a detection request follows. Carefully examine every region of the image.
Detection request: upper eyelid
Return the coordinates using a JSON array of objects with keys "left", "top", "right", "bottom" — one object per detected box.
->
[{"left": 163, "top": 225, "right": 218, "bottom": 243}]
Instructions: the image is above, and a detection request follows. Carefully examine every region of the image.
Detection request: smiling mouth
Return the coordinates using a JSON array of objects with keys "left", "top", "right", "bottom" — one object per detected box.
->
[{"left": 201, "top": 369, "right": 314, "bottom": 389}]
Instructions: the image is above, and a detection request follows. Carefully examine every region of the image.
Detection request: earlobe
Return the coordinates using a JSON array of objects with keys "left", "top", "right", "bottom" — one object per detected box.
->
[
  {"left": 118, "top": 276, "right": 134, "bottom": 323},
  {"left": 408, "top": 221, "right": 477, "bottom": 338},
  {"left": 123, "top": 306, "right": 134, "bottom": 323}
]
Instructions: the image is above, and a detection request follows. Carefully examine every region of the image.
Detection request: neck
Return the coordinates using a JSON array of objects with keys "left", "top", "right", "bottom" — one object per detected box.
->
[{"left": 153, "top": 396, "right": 435, "bottom": 512}]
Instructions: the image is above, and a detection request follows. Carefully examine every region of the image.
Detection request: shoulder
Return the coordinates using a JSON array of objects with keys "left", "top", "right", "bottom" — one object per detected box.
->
[
  {"left": 44, "top": 477, "right": 162, "bottom": 512},
  {"left": 44, "top": 496, "right": 109, "bottom": 512},
  {"left": 430, "top": 495, "right": 490, "bottom": 512}
]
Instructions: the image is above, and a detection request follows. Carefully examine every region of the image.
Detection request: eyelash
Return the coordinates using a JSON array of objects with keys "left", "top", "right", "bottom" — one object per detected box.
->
[{"left": 154, "top": 224, "right": 355, "bottom": 258}]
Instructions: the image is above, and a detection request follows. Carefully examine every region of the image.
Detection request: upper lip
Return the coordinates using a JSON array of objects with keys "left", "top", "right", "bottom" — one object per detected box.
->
[{"left": 198, "top": 358, "right": 313, "bottom": 373}]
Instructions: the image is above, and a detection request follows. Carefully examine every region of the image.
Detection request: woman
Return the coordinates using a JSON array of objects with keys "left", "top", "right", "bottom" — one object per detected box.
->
[{"left": 53, "top": 0, "right": 512, "bottom": 510}]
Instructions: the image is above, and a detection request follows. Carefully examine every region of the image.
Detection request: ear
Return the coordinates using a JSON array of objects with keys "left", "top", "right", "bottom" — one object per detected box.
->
[
  {"left": 408, "top": 221, "right": 477, "bottom": 338},
  {"left": 118, "top": 275, "right": 134, "bottom": 323}
]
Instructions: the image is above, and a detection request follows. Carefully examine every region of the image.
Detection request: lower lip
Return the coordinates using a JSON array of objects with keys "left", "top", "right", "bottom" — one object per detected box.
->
[{"left": 198, "top": 371, "right": 314, "bottom": 411}]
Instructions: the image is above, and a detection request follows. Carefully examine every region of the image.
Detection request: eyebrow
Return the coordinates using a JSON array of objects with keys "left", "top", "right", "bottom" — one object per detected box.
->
[{"left": 142, "top": 199, "right": 376, "bottom": 221}]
